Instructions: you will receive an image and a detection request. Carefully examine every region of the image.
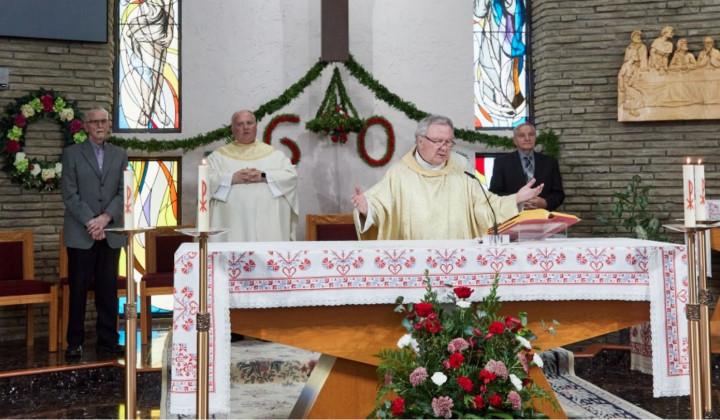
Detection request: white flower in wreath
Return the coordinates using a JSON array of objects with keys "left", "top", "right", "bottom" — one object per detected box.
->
[
  {"left": 20, "top": 104, "right": 35, "bottom": 118},
  {"left": 54, "top": 162, "right": 63, "bottom": 176},
  {"left": 14, "top": 152, "right": 26, "bottom": 163},
  {"left": 29, "top": 164, "right": 41, "bottom": 176},
  {"left": 41, "top": 168, "right": 56, "bottom": 181},
  {"left": 58, "top": 108, "right": 74, "bottom": 122}
]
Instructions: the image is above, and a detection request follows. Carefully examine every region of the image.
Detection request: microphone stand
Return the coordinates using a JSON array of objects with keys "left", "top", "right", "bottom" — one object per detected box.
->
[{"left": 465, "top": 171, "right": 505, "bottom": 245}]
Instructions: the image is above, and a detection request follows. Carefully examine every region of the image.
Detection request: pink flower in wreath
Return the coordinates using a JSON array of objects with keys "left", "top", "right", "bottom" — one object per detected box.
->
[
  {"left": 13, "top": 114, "right": 26, "bottom": 127},
  {"left": 6, "top": 140, "right": 20, "bottom": 153},
  {"left": 40, "top": 94, "right": 54, "bottom": 111},
  {"left": 70, "top": 119, "right": 84, "bottom": 133}
]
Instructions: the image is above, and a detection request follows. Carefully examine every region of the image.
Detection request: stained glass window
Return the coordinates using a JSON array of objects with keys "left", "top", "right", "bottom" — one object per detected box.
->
[
  {"left": 116, "top": 0, "right": 180, "bottom": 131},
  {"left": 473, "top": 0, "right": 529, "bottom": 129},
  {"left": 119, "top": 157, "right": 181, "bottom": 314}
]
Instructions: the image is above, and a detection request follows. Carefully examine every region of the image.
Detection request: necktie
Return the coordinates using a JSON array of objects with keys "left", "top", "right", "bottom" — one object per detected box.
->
[{"left": 523, "top": 156, "right": 534, "bottom": 182}]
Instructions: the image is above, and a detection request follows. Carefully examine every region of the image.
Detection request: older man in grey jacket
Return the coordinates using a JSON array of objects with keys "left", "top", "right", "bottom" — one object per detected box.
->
[{"left": 61, "top": 107, "right": 127, "bottom": 359}]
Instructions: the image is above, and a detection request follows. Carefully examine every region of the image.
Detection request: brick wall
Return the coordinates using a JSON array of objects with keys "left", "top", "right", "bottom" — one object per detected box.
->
[
  {"left": 531, "top": 0, "right": 720, "bottom": 239},
  {"left": 0, "top": 0, "right": 115, "bottom": 342}
]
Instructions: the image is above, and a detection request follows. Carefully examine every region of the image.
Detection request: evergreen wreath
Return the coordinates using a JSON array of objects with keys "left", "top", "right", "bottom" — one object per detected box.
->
[
  {"left": 358, "top": 116, "right": 395, "bottom": 167},
  {"left": 0, "top": 88, "right": 87, "bottom": 191},
  {"left": 263, "top": 114, "right": 301, "bottom": 164}
]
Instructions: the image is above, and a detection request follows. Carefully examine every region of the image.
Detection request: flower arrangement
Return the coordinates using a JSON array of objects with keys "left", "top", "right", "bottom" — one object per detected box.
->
[
  {"left": 371, "top": 272, "right": 558, "bottom": 419},
  {"left": 306, "top": 67, "right": 364, "bottom": 144},
  {"left": 0, "top": 89, "right": 87, "bottom": 191}
]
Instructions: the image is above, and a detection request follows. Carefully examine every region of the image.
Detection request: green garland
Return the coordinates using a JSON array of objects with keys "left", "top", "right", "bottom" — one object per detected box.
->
[{"left": 104, "top": 55, "right": 559, "bottom": 157}]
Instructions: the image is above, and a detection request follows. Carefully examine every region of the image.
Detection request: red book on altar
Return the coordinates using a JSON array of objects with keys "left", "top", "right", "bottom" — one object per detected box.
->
[{"left": 488, "top": 209, "right": 580, "bottom": 241}]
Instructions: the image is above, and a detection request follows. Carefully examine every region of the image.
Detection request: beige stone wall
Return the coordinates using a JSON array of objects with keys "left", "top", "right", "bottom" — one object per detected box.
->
[{"left": 0, "top": 0, "right": 115, "bottom": 341}]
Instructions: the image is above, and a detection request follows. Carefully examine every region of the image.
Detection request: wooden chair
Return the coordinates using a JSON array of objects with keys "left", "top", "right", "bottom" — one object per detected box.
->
[
  {"left": 305, "top": 214, "right": 358, "bottom": 241},
  {"left": 58, "top": 229, "right": 127, "bottom": 349},
  {"left": 0, "top": 229, "right": 58, "bottom": 352},
  {"left": 140, "top": 226, "right": 194, "bottom": 345}
]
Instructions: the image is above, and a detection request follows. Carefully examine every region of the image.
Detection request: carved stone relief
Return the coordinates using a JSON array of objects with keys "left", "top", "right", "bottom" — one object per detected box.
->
[{"left": 618, "top": 28, "right": 720, "bottom": 122}]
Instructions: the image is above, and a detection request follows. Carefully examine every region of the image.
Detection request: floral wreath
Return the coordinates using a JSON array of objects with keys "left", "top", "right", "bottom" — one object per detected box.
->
[
  {"left": 357, "top": 116, "right": 395, "bottom": 167},
  {"left": 0, "top": 89, "right": 87, "bottom": 191},
  {"left": 263, "top": 114, "right": 302, "bottom": 164}
]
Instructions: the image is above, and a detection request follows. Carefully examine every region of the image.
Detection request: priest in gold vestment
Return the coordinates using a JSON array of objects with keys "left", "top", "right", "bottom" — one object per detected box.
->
[
  {"left": 351, "top": 115, "right": 543, "bottom": 240},
  {"left": 207, "top": 110, "right": 299, "bottom": 242}
]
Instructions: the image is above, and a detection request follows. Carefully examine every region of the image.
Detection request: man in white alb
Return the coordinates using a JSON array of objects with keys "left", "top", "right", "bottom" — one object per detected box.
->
[{"left": 207, "top": 110, "right": 298, "bottom": 242}]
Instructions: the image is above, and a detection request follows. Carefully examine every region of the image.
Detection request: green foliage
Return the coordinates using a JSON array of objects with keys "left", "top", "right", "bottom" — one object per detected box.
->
[
  {"left": 105, "top": 55, "right": 560, "bottom": 157},
  {"left": 597, "top": 174, "right": 667, "bottom": 241},
  {"left": 370, "top": 271, "right": 558, "bottom": 419}
]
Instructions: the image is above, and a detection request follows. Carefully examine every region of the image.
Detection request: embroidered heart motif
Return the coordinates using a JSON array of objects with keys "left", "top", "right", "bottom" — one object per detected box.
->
[
  {"left": 439, "top": 263, "right": 453, "bottom": 274},
  {"left": 227, "top": 267, "right": 242, "bottom": 279},
  {"left": 677, "top": 289, "right": 687, "bottom": 303},
  {"left": 282, "top": 266, "right": 297, "bottom": 277},
  {"left": 590, "top": 261, "right": 603, "bottom": 271},
  {"left": 490, "top": 262, "right": 503, "bottom": 272},
  {"left": 337, "top": 264, "right": 350, "bottom": 275},
  {"left": 638, "top": 261, "right": 648, "bottom": 272},
  {"left": 388, "top": 264, "right": 402, "bottom": 274},
  {"left": 540, "top": 261, "right": 554, "bottom": 271}
]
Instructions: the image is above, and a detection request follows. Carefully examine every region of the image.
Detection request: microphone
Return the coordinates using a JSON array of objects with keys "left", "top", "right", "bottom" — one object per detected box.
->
[{"left": 465, "top": 171, "right": 498, "bottom": 236}]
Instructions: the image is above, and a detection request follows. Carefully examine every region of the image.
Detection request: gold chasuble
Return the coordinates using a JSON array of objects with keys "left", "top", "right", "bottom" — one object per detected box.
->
[
  {"left": 207, "top": 141, "right": 299, "bottom": 242},
  {"left": 355, "top": 148, "right": 519, "bottom": 240}
]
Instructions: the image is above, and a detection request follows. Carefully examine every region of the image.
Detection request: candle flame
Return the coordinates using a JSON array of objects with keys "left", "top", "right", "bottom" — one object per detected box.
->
[
  {"left": 686, "top": 157, "right": 691, "bottom": 164},
  {"left": 697, "top": 159, "right": 702, "bottom": 165},
  {"left": 201, "top": 158, "right": 207, "bottom": 165}
]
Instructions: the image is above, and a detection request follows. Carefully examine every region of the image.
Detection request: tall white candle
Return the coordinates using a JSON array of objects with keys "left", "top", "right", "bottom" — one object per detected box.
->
[
  {"left": 694, "top": 159, "right": 706, "bottom": 222},
  {"left": 683, "top": 158, "right": 696, "bottom": 227},
  {"left": 124, "top": 167, "right": 135, "bottom": 230},
  {"left": 197, "top": 159, "right": 210, "bottom": 231}
]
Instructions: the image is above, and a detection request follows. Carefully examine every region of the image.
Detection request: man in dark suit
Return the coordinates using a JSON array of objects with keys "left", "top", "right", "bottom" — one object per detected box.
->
[
  {"left": 489, "top": 123, "right": 565, "bottom": 211},
  {"left": 61, "top": 107, "right": 127, "bottom": 359}
]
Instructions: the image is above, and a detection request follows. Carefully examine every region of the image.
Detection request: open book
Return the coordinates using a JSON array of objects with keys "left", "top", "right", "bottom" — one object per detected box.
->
[{"left": 488, "top": 209, "right": 580, "bottom": 241}]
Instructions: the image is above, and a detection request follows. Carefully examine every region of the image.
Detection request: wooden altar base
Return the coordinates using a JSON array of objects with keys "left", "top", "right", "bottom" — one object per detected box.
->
[{"left": 230, "top": 299, "right": 651, "bottom": 419}]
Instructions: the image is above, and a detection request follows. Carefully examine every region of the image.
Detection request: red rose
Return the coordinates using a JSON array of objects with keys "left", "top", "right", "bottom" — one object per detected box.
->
[
  {"left": 414, "top": 302, "right": 434, "bottom": 317},
  {"left": 40, "top": 94, "right": 54, "bottom": 111},
  {"left": 472, "top": 395, "right": 485, "bottom": 409},
  {"left": 505, "top": 315, "right": 522, "bottom": 332},
  {"left": 457, "top": 376, "right": 473, "bottom": 392},
  {"left": 453, "top": 286, "right": 473, "bottom": 299},
  {"left": 70, "top": 119, "right": 84, "bottom": 133},
  {"left": 391, "top": 397, "right": 405, "bottom": 415},
  {"left": 13, "top": 114, "right": 26, "bottom": 127},
  {"left": 6, "top": 140, "right": 20, "bottom": 153},
  {"left": 488, "top": 394, "right": 503, "bottom": 408},
  {"left": 425, "top": 320, "right": 443, "bottom": 333},
  {"left": 489, "top": 321, "right": 505, "bottom": 334},
  {"left": 448, "top": 352, "right": 465, "bottom": 368}
]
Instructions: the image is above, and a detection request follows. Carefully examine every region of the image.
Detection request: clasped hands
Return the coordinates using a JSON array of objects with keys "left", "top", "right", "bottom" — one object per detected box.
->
[
  {"left": 232, "top": 168, "right": 263, "bottom": 184},
  {"left": 86, "top": 213, "right": 110, "bottom": 241},
  {"left": 517, "top": 178, "right": 546, "bottom": 209}
]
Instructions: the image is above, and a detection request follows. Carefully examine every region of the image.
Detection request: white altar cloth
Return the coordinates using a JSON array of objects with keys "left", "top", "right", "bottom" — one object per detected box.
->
[{"left": 169, "top": 238, "right": 689, "bottom": 415}]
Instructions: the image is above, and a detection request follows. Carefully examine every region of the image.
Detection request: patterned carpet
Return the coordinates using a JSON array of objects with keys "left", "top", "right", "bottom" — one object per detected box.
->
[
  {"left": 540, "top": 348, "right": 659, "bottom": 419},
  {"left": 161, "top": 335, "right": 657, "bottom": 419}
]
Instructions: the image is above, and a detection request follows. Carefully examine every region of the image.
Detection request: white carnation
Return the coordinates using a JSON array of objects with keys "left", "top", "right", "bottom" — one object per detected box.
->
[
  {"left": 54, "top": 162, "right": 63, "bottom": 175},
  {"left": 516, "top": 335, "right": 531, "bottom": 349},
  {"left": 15, "top": 152, "right": 26, "bottom": 163},
  {"left": 456, "top": 300, "right": 471, "bottom": 309},
  {"left": 509, "top": 373, "right": 522, "bottom": 391},
  {"left": 30, "top": 164, "right": 41, "bottom": 176},
  {"left": 532, "top": 353, "right": 544, "bottom": 368},
  {"left": 397, "top": 334, "right": 412, "bottom": 348},
  {"left": 431, "top": 372, "right": 447, "bottom": 386}
]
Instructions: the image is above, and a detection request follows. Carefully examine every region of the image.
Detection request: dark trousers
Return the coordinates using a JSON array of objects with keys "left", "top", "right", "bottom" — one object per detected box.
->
[{"left": 66, "top": 240, "right": 121, "bottom": 348}]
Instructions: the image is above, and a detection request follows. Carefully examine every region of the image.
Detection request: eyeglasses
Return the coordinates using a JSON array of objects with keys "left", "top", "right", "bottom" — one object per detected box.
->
[
  {"left": 86, "top": 119, "right": 109, "bottom": 125},
  {"left": 422, "top": 135, "right": 456, "bottom": 148}
]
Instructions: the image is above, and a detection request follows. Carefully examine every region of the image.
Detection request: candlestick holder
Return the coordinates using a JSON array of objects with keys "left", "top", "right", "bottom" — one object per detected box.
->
[
  {"left": 664, "top": 222, "right": 720, "bottom": 418},
  {"left": 106, "top": 226, "right": 154, "bottom": 420},
  {"left": 176, "top": 228, "right": 228, "bottom": 419}
]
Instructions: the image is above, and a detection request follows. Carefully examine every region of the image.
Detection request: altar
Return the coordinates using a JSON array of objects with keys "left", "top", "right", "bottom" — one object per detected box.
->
[{"left": 169, "top": 238, "right": 689, "bottom": 417}]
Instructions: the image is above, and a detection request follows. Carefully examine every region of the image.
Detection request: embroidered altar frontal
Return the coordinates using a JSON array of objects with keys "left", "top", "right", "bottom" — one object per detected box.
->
[{"left": 170, "top": 238, "right": 689, "bottom": 414}]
